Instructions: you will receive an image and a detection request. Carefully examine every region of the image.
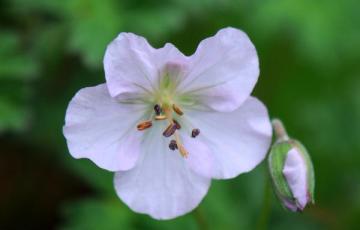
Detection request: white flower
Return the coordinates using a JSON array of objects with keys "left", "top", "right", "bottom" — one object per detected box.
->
[{"left": 63, "top": 27, "right": 272, "bottom": 219}]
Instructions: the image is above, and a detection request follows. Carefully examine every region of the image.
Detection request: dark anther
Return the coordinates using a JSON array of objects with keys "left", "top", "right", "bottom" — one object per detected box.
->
[
  {"left": 163, "top": 123, "right": 177, "bottom": 137},
  {"left": 173, "top": 119, "right": 181, "bottom": 129},
  {"left": 169, "top": 140, "right": 178, "bottom": 150},
  {"left": 154, "top": 104, "right": 162, "bottom": 115},
  {"left": 191, "top": 128, "right": 200, "bottom": 138}
]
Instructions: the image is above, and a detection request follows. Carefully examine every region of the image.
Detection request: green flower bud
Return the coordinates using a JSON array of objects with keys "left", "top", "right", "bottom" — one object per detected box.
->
[{"left": 268, "top": 119, "right": 315, "bottom": 212}]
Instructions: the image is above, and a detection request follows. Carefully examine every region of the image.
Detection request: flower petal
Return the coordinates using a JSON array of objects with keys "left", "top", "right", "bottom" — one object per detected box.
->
[
  {"left": 181, "top": 132, "right": 217, "bottom": 178},
  {"left": 184, "top": 97, "right": 272, "bottom": 179},
  {"left": 178, "top": 27, "right": 259, "bottom": 112},
  {"left": 283, "top": 148, "right": 309, "bottom": 210},
  {"left": 114, "top": 122, "right": 211, "bottom": 220},
  {"left": 63, "top": 84, "right": 148, "bottom": 172},
  {"left": 104, "top": 33, "right": 186, "bottom": 100}
]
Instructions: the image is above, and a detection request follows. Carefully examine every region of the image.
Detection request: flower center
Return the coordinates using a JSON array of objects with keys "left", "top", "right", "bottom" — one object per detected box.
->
[
  {"left": 136, "top": 62, "right": 200, "bottom": 158},
  {"left": 137, "top": 102, "right": 194, "bottom": 158}
]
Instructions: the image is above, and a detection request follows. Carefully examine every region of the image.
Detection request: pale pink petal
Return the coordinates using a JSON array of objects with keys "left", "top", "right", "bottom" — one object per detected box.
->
[
  {"left": 183, "top": 97, "right": 272, "bottom": 179},
  {"left": 63, "top": 84, "right": 147, "bottom": 172},
  {"left": 114, "top": 122, "right": 211, "bottom": 220},
  {"left": 283, "top": 148, "right": 309, "bottom": 210},
  {"left": 177, "top": 27, "right": 259, "bottom": 112},
  {"left": 104, "top": 33, "right": 186, "bottom": 100},
  {"left": 181, "top": 133, "right": 217, "bottom": 178}
]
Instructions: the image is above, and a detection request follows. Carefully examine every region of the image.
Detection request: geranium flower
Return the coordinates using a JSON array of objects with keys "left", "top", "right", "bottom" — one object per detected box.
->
[{"left": 63, "top": 27, "right": 272, "bottom": 219}]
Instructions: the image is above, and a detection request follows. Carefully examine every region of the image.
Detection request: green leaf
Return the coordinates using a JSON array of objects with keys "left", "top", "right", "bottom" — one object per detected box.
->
[
  {"left": 0, "top": 97, "right": 28, "bottom": 132},
  {"left": 61, "top": 198, "right": 134, "bottom": 230},
  {"left": 0, "top": 82, "right": 31, "bottom": 132},
  {"left": 65, "top": 0, "right": 123, "bottom": 68},
  {"left": 0, "top": 32, "right": 38, "bottom": 79}
]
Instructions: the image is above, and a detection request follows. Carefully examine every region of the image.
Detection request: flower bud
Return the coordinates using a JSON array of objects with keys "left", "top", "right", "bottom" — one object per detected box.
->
[{"left": 268, "top": 119, "right": 315, "bottom": 212}]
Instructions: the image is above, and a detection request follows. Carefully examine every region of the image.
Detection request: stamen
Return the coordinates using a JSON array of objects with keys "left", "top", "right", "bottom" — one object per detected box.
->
[
  {"left": 174, "top": 132, "right": 188, "bottom": 158},
  {"left": 155, "top": 115, "right": 167, "bottom": 120},
  {"left": 154, "top": 104, "right": 162, "bottom": 116},
  {"left": 163, "top": 123, "right": 177, "bottom": 137},
  {"left": 172, "top": 104, "right": 184, "bottom": 116},
  {"left": 155, "top": 101, "right": 188, "bottom": 156},
  {"left": 137, "top": 120, "right": 152, "bottom": 131},
  {"left": 173, "top": 119, "right": 181, "bottom": 129},
  {"left": 178, "top": 145, "right": 188, "bottom": 158},
  {"left": 191, "top": 128, "right": 200, "bottom": 138},
  {"left": 168, "top": 140, "right": 178, "bottom": 151}
]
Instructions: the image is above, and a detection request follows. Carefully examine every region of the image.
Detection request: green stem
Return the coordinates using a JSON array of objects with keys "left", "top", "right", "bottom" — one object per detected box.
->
[
  {"left": 272, "top": 118, "right": 289, "bottom": 142},
  {"left": 256, "top": 177, "right": 272, "bottom": 230},
  {"left": 193, "top": 207, "right": 209, "bottom": 230}
]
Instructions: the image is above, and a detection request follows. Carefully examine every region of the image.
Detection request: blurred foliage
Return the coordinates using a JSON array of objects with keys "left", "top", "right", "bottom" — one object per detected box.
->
[
  {"left": 0, "top": 32, "right": 37, "bottom": 131},
  {"left": 1, "top": 0, "right": 360, "bottom": 229}
]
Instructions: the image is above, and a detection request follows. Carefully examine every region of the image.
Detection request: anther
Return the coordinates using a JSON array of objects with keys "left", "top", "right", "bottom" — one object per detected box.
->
[
  {"left": 191, "top": 128, "right": 200, "bottom": 138},
  {"left": 163, "top": 123, "right": 177, "bottom": 137},
  {"left": 137, "top": 120, "right": 152, "bottom": 131},
  {"left": 154, "top": 104, "right": 162, "bottom": 116},
  {"left": 173, "top": 119, "right": 181, "bottom": 129},
  {"left": 169, "top": 140, "right": 178, "bottom": 151},
  {"left": 155, "top": 115, "right": 167, "bottom": 120},
  {"left": 172, "top": 104, "right": 184, "bottom": 116}
]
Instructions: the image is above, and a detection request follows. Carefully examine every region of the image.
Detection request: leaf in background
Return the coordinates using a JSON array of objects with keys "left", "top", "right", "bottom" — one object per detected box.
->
[
  {"left": 202, "top": 180, "right": 250, "bottom": 229},
  {"left": 123, "top": 7, "right": 185, "bottom": 44},
  {"left": 0, "top": 32, "right": 38, "bottom": 80},
  {"left": 61, "top": 198, "right": 134, "bottom": 230},
  {"left": 0, "top": 93, "right": 29, "bottom": 132},
  {"left": 30, "top": 24, "right": 68, "bottom": 73},
  {"left": 66, "top": 159, "right": 115, "bottom": 195},
  {"left": 0, "top": 81, "right": 32, "bottom": 132},
  {"left": 7, "top": 0, "right": 65, "bottom": 15},
  {"left": 64, "top": 0, "right": 123, "bottom": 68},
  {"left": 250, "top": 0, "right": 360, "bottom": 67},
  {"left": 0, "top": 32, "right": 38, "bottom": 132}
]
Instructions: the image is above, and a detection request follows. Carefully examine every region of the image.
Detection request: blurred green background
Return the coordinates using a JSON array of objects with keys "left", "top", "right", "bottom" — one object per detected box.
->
[{"left": 1, "top": 0, "right": 359, "bottom": 229}]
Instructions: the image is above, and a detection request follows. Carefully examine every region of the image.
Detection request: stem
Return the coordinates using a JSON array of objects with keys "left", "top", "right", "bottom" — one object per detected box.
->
[
  {"left": 256, "top": 176, "right": 272, "bottom": 230},
  {"left": 193, "top": 207, "right": 209, "bottom": 230},
  {"left": 271, "top": 119, "right": 289, "bottom": 142}
]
